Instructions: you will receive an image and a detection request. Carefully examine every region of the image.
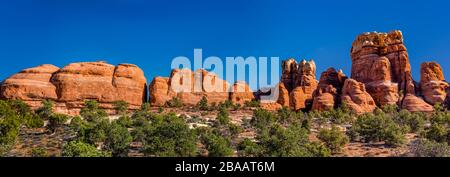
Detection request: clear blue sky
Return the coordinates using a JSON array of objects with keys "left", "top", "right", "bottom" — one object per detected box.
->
[{"left": 1, "top": 0, "right": 449, "bottom": 84}]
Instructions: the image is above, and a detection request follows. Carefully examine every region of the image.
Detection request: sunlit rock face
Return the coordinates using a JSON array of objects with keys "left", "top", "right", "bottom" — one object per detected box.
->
[
  {"left": 420, "top": 62, "right": 448, "bottom": 106},
  {"left": 341, "top": 79, "right": 376, "bottom": 114},
  {"left": 1, "top": 62, "right": 147, "bottom": 115},
  {"left": 149, "top": 68, "right": 254, "bottom": 107},
  {"left": 350, "top": 30, "right": 432, "bottom": 112}
]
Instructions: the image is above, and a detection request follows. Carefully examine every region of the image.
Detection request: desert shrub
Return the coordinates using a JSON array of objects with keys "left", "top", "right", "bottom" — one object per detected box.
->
[
  {"left": 0, "top": 101, "right": 21, "bottom": 156},
  {"left": 215, "top": 107, "right": 230, "bottom": 127},
  {"left": 104, "top": 121, "right": 133, "bottom": 157},
  {"left": 142, "top": 113, "right": 197, "bottom": 157},
  {"left": 80, "top": 100, "right": 108, "bottom": 122},
  {"left": 31, "top": 147, "right": 48, "bottom": 157},
  {"left": 48, "top": 113, "right": 69, "bottom": 133},
  {"left": 304, "top": 142, "right": 332, "bottom": 157},
  {"left": 349, "top": 113, "right": 406, "bottom": 147},
  {"left": 10, "top": 100, "right": 32, "bottom": 116},
  {"left": 256, "top": 124, "right": 330, "bottom": 157},
  {"left": 410, "top": 139, "right": 450, "bottom": 157},
  {"left": 35, "top": 100, "right": 54, "bottom": 120},
  {"left": 393, "top": 110, "right": 426, "bottom": 133},
  {"left": 237, "top": 138, "right": 261, "bottom": 157},
  {"left": 198, "top": 129, "right": 234, "bottom": 157},
  {"left": 69, "top": 116, "right": 88, "bottom": 132},
  {"left": 227, "top": 123, "right": 243, "bottom": 137},
  {"left": 244, "top": 100, "right": 260, "bottom": 108},
  {"left": 24, "top": 113, "right": 44, "bottom": 128},
  {"left": 277, "top": 106, "right": 295, "bottom": 124},
  {"left": 166, "top": 97, "right": 183, "bottom": 108},
  {"left": 317, "top": 106, "right": 353, "bottom": 125},
  {"left": 196, "top": 96, "right": 209, "bottom": 111},
  {"left": 61, "top": 141, "right": 111, "bottom": 157},
  {"left": 318, "top": 126, "right": 349, "bottom": 153},
  {"left": 113, "top": 100, "right": 129, "bottom": 115},
  {"left": 157, "top": 107, "right": 164, "bottom": 113},
  {"left": 116, "top": 116, "right": 132, "bottom": 128},
  {"left": 250, "top": 109, "right": 276, "bottom": 130},
  {"left": 381, "top": 104, "right": 399, "bottom": 114},
  {"left": 425, "top": 123, "right": 448, "bottom": 143},
  {"left": 218, "top": 100, "right": 234, "bottom": 110},
  {"left": 82, "top": 118, "right": 110, "bottom": 144}
]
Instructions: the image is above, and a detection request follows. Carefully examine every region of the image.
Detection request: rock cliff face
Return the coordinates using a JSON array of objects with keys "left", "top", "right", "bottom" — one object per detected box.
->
[
  {"left": 420, "top": 62, "right": 448, "bottom": 106},
  {"left": 341, "top": 79, "right": 377, "bottom": 114},
  {"left": 149, "top": 68, "right": 254, "bottom": 106},
  {"left": 288, "top": 60, "right": 318, "bottom": 111},
  {"left": 312, "top": 68, "right": 347, "bottom": 111},
  {"left": 350, "top": 30, "right": 433, "bottom": 112},
  {"left": 1, "top": 62, "right": 147, "bottom": 115}
]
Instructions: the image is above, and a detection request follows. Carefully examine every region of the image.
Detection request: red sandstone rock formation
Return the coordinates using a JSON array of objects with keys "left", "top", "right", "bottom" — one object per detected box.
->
[
  {"left": 350, "top": 30, "right": 433, "bottom": 112},
  {"left": 149, "top": 68, "right": 254, "bottom": 106},
  {"left": 420, "top": 62, "right": 448, "bottom": 106},
  {"left": 341, "top": 79, "right": 376, "bottom": 114},
  {"left": 1, "top": 64, "right": 59, "bottom": 109},
  {"left": 1, "top": 62, "right": 147, "bottom": 115},
  {"left": 312, "top": 68, "right": 347, "bottom": 111},
  {"left": 230, "top": 81, "right": 255, "bottom": 105},
  {"left": 288, "top": 59, "right": 318, "bottom": 111}
]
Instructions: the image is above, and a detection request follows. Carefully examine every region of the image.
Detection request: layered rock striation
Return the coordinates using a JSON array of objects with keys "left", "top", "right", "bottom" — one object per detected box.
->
[{"left": 1, "top": 62, "right": 147, "bottom": 115}]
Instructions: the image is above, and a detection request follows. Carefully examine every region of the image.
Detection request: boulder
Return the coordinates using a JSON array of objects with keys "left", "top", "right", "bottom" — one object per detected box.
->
[
  {"left": 311, "top": 68, "right": 347, "bottom": 111},
  {"left": 401, "top": 94, "right": 434, "bottom": 112},
  {"left": 420, "top": 62, "right": 448, "bottom": 106},
  {"left": 312, "top": 85, "right": 337, "bottom": 111},
  {"left": 0, "top": 64, "right": 59, "bottom": 109},
  {"left": 341, "top": 79, "right": 377, "bottom": 114}
]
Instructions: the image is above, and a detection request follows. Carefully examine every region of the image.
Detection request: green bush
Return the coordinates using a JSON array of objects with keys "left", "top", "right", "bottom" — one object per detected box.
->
[
  {"left": 24, "top": 113, "right": 44, "bottom": 128},
  {"left": 113, "top": 100, "right": 129, "bottom": 115},
  {"left": 349, "top": 113, "right": 406, "bottom": 147},
  {"left": 196, "top": 96, "right": 209, "bottom": 111},
  {"left": 31, "top": 147, "right": 48, "bottom": 157},
  {"left": 35, "top": 100, "right": 54, "bottom": 120},
  {"left": 62, "top": 141, "right": 111, "bottom": 157},
  {"left": 256, "top": 124, "right": 330, "bottom": 157},
  {"left": 425, "top": 123, "right": 448, "bottom": 143},
  {"left": 104, "top": 121, "right": 132, "bottom": 157},
  {"left": 199, "top": 130, "right": 234, "bottom": 157},
  {"left": 116, "top": 116, "right": 132, "bottom": 128},
  {"left": 250, "top": 109, "right": 276, "bottom": 130},
  {"left": 166, "top": 97, "right": 183, "bottom": 108},
  {"left": 244, "top": 100, "right": 260, "bottom": 108},
  {"left": 80, "top": 100, "right": 108, "bottom": 122},
  {"left": 142, "top": 113, "right": 197, "bottom": 157},
  {"left": 237, "top": 138, "right": 261, "bottom": 157},
  {"left": 48, "top": 113, "right": 69, "bottom": 133},
  {"left": 0, "top": 101, "right": 21, "bottom": 156},
  {"left": 410, "top": 139, "right": 450, "bottom": 157},
  {"left": 318, "top": 126, "right": 349, "bottom": 153},
  {"left": 393, "top": 110, "right": 426, "bottom": 133}
]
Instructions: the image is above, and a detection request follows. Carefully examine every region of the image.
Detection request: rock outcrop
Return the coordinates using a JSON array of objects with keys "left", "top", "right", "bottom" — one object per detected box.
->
[
  {"left": 350, "top": 30, "right": 433, "bottom": 112},
  {"left": 230, "top": 81, "right": 255, "bottom": 105},
  {"left": 1, "top": 62, "right": 147, "bottom": 115},
  {"left": 312, "top": 68, "right": 347, "bottom": 111},
  {"left": 420, "top": 62, "right": 448, "bottom": 106},
  {"left": 149, "top": 68, "right": 254, "bottom": 106},
  {"left": 341, "top": 79, "right": 376, "bottom": 114},
  {"left": 288, "top": 60, "right": 318, "bottom": 111},
  {"left": 1, "top": 64, "right": 60, "bottom": 109}
]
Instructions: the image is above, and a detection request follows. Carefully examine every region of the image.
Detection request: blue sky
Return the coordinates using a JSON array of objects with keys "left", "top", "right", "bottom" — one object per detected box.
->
[{"left": 1, "top": 0, "right": 449, "bottom": 85}]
